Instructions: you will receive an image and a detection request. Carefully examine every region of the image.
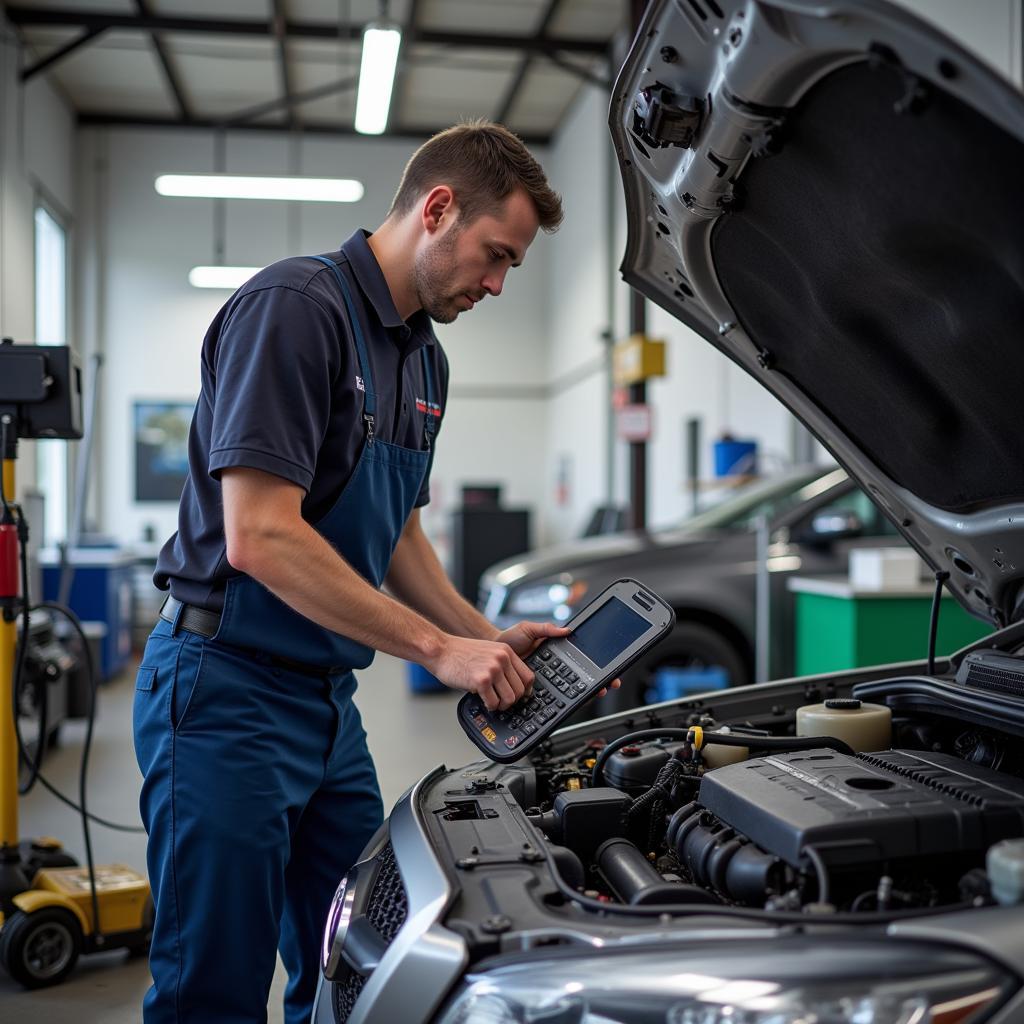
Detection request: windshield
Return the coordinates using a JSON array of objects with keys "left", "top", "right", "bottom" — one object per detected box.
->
[{"left": 665, "top": 467, "right": 847, "bottom": 534}]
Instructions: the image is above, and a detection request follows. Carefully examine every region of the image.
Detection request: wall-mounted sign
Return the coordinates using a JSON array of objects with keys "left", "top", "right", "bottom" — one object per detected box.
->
[
  {"left": 616, "top": 403, "right": 653, "bottom": 443},
  {"left": 134, "top": 400, "right": 195, "bottom": 502}
]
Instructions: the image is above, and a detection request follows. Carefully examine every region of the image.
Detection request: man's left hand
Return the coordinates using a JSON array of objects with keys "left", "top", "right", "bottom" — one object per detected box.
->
[{"left": 494, "top": 620, "right": 623, "bottom": 698}]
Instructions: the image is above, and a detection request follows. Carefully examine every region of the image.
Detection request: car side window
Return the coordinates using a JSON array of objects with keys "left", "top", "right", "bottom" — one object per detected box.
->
[
  {"left": 794, "top": 489, "right": 892, "bottom": 540},
  {"left": 729, "top": 490, "right": 812, "bottom": 531},
  {"left": 809, "top": 488, "right": 901, "bottom": 538}
]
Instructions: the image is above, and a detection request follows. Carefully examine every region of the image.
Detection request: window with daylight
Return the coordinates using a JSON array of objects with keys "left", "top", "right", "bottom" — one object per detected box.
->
[{"left": 34, "top": 204, "right": 69, "bottom": 546}]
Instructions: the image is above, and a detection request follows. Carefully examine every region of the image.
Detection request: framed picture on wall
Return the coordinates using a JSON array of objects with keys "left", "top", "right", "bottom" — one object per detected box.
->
[{"left": 134, "top": 400, "right": 195, "bottom": 502}]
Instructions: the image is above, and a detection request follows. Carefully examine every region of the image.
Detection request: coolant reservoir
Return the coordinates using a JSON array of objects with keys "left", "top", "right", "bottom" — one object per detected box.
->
[
  {"left": 796, "top": 698, "right": 891, "bottom": 752},
  {"left": 702, "top": 728, "right": 749, "bottom": 770}
]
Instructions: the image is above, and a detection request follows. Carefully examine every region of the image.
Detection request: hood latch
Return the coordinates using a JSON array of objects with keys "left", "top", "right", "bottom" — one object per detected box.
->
[{"left": 633, "top": 84, "right": 703, "bottom": 149}]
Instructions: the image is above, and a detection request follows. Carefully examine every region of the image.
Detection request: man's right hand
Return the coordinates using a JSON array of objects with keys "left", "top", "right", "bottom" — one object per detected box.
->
[{"left": 427, "top": 636, "right": 532, "bottom": 710}]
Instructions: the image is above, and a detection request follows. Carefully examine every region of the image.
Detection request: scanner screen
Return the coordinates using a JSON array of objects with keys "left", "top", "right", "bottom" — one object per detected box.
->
[{"left": 568, "top": 596, "right": 649, "bottom": 669}]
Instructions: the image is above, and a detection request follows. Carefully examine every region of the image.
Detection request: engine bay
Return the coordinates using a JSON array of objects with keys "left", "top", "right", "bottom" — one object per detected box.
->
[{"left": 432, "top": 646, "right": 1024, "bottom": 929}]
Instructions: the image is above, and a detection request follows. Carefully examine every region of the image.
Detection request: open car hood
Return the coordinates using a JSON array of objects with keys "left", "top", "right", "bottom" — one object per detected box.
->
[{"left": 610, "top": 0, "right": 1024, "bottom": 628}]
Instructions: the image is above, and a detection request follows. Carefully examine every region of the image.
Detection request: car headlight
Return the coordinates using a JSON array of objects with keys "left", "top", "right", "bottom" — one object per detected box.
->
[
  {"left": 434, "top": 943, "right": 1013, "bottom": 1024},
  {"left": 320, "top": 873, "right": 354, "bottom": 980},
  {"left": 505, "top": 580, "right": 588, "bottom": 620}
]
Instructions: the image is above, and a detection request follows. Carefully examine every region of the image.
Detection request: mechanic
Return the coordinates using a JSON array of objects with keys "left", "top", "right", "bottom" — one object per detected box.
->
[{"left": 134, "top": 122, "right": 575, "bottom": 1024}]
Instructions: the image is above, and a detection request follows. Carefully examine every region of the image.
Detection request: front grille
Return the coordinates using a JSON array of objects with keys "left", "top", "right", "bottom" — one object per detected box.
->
[
  {"left": 365, "top": 842, "right": 408, "bottom": 939},
  {"left": 333, "top": 842, "right": 408, "bottom": 1023},
  {"left": 955, "top": 651, "right": 1024, "bottom": 699}
]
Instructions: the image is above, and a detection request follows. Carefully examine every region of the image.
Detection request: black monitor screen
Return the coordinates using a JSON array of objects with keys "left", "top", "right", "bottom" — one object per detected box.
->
[{"left": 568, "top": 596, "right": 650, "bottom": 669}]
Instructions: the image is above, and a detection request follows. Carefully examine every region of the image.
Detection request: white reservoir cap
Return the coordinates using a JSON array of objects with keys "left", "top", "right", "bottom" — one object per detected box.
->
[{"left": 987, "top": 839, "right": 1024, "bottom": 905}]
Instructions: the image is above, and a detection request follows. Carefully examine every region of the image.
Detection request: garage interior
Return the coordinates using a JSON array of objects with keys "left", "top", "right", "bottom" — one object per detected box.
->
[{"left": 1, "top": 0, "right": 1023, "bottom": 1021}]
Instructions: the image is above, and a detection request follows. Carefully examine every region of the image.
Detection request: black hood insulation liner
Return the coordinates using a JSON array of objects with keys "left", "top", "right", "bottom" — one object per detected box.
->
[{"left": 712, "top": 60, "right": 1024, "bottom": 514}]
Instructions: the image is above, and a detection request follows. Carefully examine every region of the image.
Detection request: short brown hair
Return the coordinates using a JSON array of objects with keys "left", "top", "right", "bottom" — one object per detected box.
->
[{"left": 389, "top": 120, "right": 563, "bottom": 232}]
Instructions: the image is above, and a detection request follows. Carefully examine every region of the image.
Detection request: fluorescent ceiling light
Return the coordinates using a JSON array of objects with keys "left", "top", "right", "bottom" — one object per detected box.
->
[
  {"left": 188, "top": 266, "right": 262, "bottom": 290},
  {"left": 156, "top": 174, "right": 364, "bottom": 203},
  {"left": 355, "top": 23, "right": 402, "bottom": 135}
]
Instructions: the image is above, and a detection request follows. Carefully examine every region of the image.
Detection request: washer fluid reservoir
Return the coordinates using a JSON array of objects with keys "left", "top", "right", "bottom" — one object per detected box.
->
[{"left": 796, "top": 698, "right": 891, "bottom": 752}]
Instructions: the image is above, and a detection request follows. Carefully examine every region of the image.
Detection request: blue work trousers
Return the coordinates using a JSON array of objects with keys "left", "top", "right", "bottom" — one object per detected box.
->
[{"left": 133, "top": 618, "right": 383, "bottom": 1024}]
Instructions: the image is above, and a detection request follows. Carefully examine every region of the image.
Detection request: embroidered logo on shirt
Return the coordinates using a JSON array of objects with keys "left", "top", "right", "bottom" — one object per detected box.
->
[
  {"left": 355, "top": 375, "right": 365, "bottom": 392},
  {"left": 415, "top": 397, "right": 442, "bottom": 418}
]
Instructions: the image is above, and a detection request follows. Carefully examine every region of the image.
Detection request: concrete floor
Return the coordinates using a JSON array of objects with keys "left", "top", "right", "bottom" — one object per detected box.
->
[{"left": 3, "top": 651, "right": 483, "bottom": 1022}]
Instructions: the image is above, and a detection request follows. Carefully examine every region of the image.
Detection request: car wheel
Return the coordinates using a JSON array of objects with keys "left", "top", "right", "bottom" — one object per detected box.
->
[
  {"left": 604, "top": 621, "right": 749, "bottom": 715},
  {"left": 0, "top": 907, "right": 83, "bottom": 989}
]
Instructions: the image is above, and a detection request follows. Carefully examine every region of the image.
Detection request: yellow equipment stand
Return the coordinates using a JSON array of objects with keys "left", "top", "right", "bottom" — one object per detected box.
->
[{"left": 0, "top": 452, "right": 152, "bottom": 990}]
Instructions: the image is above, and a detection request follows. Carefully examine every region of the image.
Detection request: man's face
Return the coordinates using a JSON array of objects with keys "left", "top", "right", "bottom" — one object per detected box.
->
[{"left": 413, "top": 188, "right": 541, "bottom": 324}]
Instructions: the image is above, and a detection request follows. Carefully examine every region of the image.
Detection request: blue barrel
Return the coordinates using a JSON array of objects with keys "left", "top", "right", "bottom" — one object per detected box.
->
[{"left": 713, "top": 439, "right": 758, "bottom": 477}]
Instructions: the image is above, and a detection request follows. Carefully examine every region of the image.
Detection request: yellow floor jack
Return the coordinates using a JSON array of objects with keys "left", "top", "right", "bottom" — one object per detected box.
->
[{"left": 0, "top": 339, "right": 151, "bottom": 988}]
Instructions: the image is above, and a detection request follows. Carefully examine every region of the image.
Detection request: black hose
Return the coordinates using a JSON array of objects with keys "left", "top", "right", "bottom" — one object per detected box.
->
[
  {"left": 697, "top": 730, "right": 855, "bottom": 757},
  {"left": 542, "top": 831, "right": 975, "bottom": 924},
  {"left": 35, "top": 602, "right": 103, "bottom": 943},
  {"left": 592, "top": 727, "right": 857, "bottom": 788},
  {"left": 8, "top": 512, "right": 144, "bottom": 831},
  {"left": 591, "top": 729, "right": 695, "bottom": 787},
  {"left": 927, "top": 571, "right": 951, "bottom": 676}
]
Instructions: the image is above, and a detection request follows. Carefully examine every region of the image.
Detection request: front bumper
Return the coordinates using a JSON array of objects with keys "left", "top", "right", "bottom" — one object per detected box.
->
[{"left": 312, "top": 767, "right": 468, "bottom": 1024}]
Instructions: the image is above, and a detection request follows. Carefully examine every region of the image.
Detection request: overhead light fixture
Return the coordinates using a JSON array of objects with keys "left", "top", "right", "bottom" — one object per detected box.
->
[
  {"left": 156, "top": 174, "right": 364, "bottom": 203},
  {"left": 355, "top": 21, "right": 402, "bottom": 135},
  {"left": 188, "top": 266, "right": 262, "bottom": 290}
]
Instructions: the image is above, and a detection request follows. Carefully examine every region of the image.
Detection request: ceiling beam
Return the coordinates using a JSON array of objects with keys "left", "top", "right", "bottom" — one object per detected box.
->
[
  {"left": 76, "top": 110, "right": 552, "bottom": 146},
  {"left": 270, "top": 0, "right": 296, "bottom": 128},
  {"left": 390, "top": 0, "right": 421, "bottom": 131},
  {"left": 543, "top": 51, "right": 612, "bottom": 90},
  {"left": 223, "top": 73, "right": 358, "bottom": 127},
  {"left": 134, "top": 0, "right": 191, "bottom": 119},
  {"left": 20, "top": 26, "right": 106, "bottom": 81},
  {"left": 5, "top": 7, "right": 608, "bottom": 56},
  {"left": 495, "top": 0, "right": 564, "bottom": 125}
]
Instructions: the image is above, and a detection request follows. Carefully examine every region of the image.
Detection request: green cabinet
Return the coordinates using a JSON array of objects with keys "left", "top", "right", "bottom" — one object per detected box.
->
[{"left": 789, "top": 577, "right": 993, "bottom": 676}]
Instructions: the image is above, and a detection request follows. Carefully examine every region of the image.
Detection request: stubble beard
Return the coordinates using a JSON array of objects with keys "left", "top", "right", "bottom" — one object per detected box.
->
[{"left": 413, "top": 227, "right": 464, "bottom": 325}]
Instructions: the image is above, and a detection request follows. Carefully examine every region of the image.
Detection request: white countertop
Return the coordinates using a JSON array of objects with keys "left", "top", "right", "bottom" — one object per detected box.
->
[{"left": 787, "top": 575, "right": 957, "bottom": 599}]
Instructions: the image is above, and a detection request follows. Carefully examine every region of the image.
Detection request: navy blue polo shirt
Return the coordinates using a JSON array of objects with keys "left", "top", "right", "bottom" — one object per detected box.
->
[{"left": 155, "top": 230, "right": 449, "bottom": 611}]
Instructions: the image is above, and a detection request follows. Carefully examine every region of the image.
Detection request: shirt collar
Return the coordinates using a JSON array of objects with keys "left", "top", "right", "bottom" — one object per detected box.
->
[{"left": 340, "top": 229, "right": 435, "bottom": 347}]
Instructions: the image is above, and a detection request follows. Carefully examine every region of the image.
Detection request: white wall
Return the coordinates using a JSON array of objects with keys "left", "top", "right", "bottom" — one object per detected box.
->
[
  {"left": 542, "top": 80, "right": 799, "bottom": 542},
  {"left": 69, "top": 0, "right": 1024, "bottom": 557},
  {"left": 0, "top": 24, "right": 76, "bottom": 495},
  {"left": 75, "top": 128, "right": 550, "bottom": 551}
]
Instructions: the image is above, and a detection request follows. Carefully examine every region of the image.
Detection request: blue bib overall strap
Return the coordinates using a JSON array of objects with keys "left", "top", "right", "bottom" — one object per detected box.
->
[
  {"left": 310, "top": 255, "right": 378, "bottom": 444},
  {"left": 420, "top": 341, "right": 438, "bottom": 449},
  {"left": 207, "top": 255, "right": 436, "bottom": 670},
  {"left": 134, "top": 253, "right": 439, "bottom": 1024}
]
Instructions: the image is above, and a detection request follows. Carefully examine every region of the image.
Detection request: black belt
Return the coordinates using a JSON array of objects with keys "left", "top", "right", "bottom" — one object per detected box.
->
[
  {"left": 158, "top": 595, "right": 341, "bottom": 678},
  {"left": 160, "top": 595, "right": 221, "bottom": 638}
]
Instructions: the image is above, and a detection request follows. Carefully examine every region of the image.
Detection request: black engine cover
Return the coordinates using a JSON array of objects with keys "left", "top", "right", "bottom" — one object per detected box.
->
[{"left": 697, "top": 749, "right": 1024, "bottom": 869}]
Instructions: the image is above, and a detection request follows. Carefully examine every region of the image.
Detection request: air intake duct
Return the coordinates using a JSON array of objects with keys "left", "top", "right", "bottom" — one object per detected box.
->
[{"left": 667, "top": 804, "right": 790, "bottom": 905}]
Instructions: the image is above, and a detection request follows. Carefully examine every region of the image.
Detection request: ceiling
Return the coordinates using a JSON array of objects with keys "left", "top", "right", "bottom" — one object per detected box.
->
[{"left": 5, "top": 0, "right": 627, "bottom": 143}]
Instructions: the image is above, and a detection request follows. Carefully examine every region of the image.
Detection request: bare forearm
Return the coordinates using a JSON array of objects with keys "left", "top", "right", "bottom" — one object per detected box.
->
[
  {"left": 222, "top": 467, "right": 534, "bottom": 710},
  {"left": 385, "top": 520, "right": 499, "bottom": 640},
  {"left": 236, "top": 518, "right": 445, "bottom": 665}
]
